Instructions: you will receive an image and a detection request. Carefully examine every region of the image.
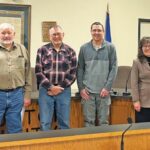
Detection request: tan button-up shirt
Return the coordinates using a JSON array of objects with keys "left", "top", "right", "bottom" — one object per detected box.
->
[{"left": 0, "top": 43, "right": 32, "bottom": 99}]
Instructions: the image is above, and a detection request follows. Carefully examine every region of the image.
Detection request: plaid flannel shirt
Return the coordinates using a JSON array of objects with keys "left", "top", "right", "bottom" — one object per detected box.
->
[{"left": 35, "top": 43, "right": 77, "bottom": 89}]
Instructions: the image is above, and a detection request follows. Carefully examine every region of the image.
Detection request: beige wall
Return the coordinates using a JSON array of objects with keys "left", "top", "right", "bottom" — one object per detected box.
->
[
  {"left": 1, "top": 0, "right": 150, "bottom": 90},
  {"left": 27, "top": 0, "right": 150, "bottom": 67},
  {"left": 1, "top": 0, "right": 150, "bottom": 66}
]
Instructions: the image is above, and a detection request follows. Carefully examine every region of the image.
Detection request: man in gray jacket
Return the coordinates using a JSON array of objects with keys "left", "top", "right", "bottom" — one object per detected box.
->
[{"left": 77, "top": 22, "right": 117, "bottom": 127}]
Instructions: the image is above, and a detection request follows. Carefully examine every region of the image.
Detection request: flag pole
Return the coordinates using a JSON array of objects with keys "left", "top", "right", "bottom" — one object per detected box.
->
[{"left": 105, "top": 3, "right": 112, "bottom": 42}]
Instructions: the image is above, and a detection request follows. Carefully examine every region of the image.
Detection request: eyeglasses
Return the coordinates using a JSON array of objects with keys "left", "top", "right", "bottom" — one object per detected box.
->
[
  {"left": 143, "top": 45, "right": 150, "bottom": 49},
  {"left": 50, "top": 33, "right": 63, "bottom": 37}
]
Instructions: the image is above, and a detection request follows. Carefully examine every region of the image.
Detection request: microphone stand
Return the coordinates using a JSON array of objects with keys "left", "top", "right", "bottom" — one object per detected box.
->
[
  {"left": 120, "top": 118, "right": 133, "bottom": 150},
  {"left": 123, "top": 68, "right": 132, "bottom": 96}
]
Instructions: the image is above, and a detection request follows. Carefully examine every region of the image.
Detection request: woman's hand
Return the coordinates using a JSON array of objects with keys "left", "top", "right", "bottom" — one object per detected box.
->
[{"left": 133, "top": 101, "right": 141, "bottom": 112}]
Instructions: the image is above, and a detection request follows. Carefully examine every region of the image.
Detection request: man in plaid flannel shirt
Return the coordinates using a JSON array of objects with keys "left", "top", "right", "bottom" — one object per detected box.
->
[{"left": 35, "top": 25, "right": 77, "bottom": 130}]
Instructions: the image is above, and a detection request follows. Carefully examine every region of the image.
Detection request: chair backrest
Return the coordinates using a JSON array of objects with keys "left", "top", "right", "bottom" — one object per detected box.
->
[{"left": 112, "top": 66, "right": 131, "bottom": 90}]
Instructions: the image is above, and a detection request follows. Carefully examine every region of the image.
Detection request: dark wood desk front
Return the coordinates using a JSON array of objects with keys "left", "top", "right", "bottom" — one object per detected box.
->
[
  {"left": 0, "top": 95, "right": 135, "bottom": 133},
  {"left": 22, "top": 95, "right": 135, "bottom": 132},
  {"left": 110, "top": 95, "right": 135, "bottom": 124}
]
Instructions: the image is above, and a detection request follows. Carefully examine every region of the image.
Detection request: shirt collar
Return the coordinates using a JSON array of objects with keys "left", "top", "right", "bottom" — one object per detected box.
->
[
  {"left": 49, "top": 42, "right": 66, "bottom": 52},
  {"left": 91, "top": 39, "right": 106, "bottom": 50},
  {"left": 0, "top": 42, "right": 17, "bottom": 51}
]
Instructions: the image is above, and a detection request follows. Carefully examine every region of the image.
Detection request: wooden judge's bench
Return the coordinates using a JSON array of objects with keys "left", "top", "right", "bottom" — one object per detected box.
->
[
  {"left": 23, "top": 91, "right": 135, "bottom": 132},
  {"left": 0, "top": 89, "right": 135, "bottom": 133}
]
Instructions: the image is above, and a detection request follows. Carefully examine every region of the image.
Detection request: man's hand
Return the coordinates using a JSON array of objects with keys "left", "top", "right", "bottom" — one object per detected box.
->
[
  {"left": 100, "top": 88, "right": 109, "bottom": 97},
  {"left": 47, "top": 85, "right": 64, "bottom": 96},
  {"left": 133, "top": 101, "right": 141, "bottom": 112},
  {"left": 24, "top": 98, "right": 31, "bottom": 107},
  {"left": 80, "top": 89, "right": 90, "bottom": 100}
]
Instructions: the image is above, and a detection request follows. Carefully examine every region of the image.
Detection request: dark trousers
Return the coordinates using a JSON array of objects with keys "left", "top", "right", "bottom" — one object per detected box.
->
[{"left": 135, "top": 107, "right": 150, "bottom": 123}]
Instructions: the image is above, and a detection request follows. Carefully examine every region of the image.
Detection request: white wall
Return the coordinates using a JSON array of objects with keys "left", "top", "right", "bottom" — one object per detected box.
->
[
  {"left": 27, "top": 0, "right": 150, "bottom": 67},
  {"left": 1, "top": 0, "right": 150, "bottom": 66}
]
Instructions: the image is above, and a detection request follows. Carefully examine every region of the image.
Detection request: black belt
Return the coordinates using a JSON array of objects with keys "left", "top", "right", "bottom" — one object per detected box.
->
[
  {"left": 53, "top": 84, "right": 58, "bottom": 86},
  {"left": 0, "top": 87, "right": 20, "bottom": 92}
]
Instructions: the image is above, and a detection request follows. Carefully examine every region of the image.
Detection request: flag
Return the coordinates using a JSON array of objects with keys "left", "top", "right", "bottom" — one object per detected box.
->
[{"left": 105, "top": 4, "right": 112, "bottom": 42}]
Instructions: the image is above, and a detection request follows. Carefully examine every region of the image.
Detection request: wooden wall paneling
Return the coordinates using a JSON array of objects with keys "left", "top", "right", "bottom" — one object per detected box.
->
[
  {"left": 0, "top": 96, "right": 135, "bottom": 133},
  {"left": 110, "top": 97, "right": 135, "bottom": 124},
  {"left": 70, "top": 98, "right": 84, "bottom": 128},
  {"left": 22, "top": 102, "right": 40, "bottom": 132},
  {"left": 22, "top": 98, "right": 84, "bottom": 131}
]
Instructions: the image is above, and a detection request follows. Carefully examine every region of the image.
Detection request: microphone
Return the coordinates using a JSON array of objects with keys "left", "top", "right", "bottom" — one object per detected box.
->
[
  {"left": 123, "top": 68, "right": 132, "bottom": 96},
  {"left": 120, "top": 117, "right": 133, "bottom": 150},
  {"left": 110, "top": 88, "right": 117, "bottom": 95}
]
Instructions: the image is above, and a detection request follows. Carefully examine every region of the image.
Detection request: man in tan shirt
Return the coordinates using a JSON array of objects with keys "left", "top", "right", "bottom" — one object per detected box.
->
[{"left": 0, "top": 23, "right": 31, "bottom": 133}]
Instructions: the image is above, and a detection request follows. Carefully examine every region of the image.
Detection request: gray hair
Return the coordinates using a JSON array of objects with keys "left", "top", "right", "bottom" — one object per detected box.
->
[
  {"left": 0, "top": 23, "right": 15, "bottom": 31},
  {"left": 49, "top": 25, "right": 63, "bottom": 33}
]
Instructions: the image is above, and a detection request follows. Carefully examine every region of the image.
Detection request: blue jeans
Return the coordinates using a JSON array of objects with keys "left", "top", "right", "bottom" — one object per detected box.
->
[
  {"left": 38, "top": 86, "right": 71, "bottom": 131},
  {"left": 0, "top": 88, "right": 24, "bottom": 133}
]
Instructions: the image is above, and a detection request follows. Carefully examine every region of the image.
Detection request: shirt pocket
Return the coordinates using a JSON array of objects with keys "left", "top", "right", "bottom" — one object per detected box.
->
[
  {"left": 43, "top": 61, "right": 53, "bottom": 73},
  {"left": 12, "top": 57, "right": 25, "bottom": 69},
  {"left": 61, "top": 54, "right": 71, "bottom": 71}
]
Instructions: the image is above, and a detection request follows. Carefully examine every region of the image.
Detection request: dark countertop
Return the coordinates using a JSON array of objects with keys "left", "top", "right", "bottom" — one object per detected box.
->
[
  {"left": 0, "top": 122, "right": 149, "bottom": 142},
  {"left": 31, "top": 88, "right": 132, "bottom": 102}
]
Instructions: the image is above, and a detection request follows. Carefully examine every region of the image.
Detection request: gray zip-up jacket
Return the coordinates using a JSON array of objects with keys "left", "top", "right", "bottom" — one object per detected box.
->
[{"left": 77, "top": 40, "right": 117, "bottom": 93}]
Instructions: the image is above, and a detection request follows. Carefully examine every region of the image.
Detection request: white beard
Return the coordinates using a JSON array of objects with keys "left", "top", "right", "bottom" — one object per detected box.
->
[{"left": 0, "top": 40, "right": 13, "bottom": 45}]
